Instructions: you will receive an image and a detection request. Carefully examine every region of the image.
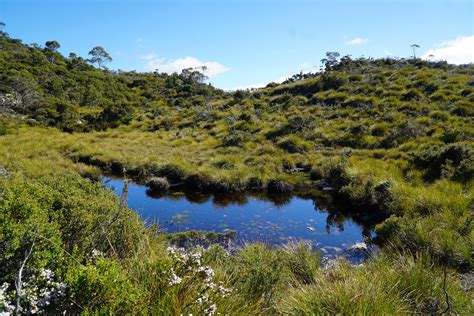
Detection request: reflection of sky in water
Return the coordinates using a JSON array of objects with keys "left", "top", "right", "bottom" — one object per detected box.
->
[{"left": 103, "top": 178, "right": 367, "bottom": 253}]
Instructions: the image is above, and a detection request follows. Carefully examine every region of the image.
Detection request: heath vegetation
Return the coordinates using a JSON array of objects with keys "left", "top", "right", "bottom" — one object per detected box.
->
[{"left": 0, "top": 30, "right": 472, "bottom": 314}]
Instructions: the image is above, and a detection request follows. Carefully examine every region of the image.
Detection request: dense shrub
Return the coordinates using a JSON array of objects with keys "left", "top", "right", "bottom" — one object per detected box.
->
[{"left": 411, "top": 143, "right": 474, "bottom": 182}]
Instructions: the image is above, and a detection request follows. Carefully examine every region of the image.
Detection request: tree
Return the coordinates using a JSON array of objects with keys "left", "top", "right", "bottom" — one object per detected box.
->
[
  {"left": 321, "top": 51, "right": 340, "bottom": 71},
  {"left": 411, "top": 44, "right": 420, "bottom": 60},
  {"left": 88, "top": 46, "right": 112, "bottom": 69},
  {"left": 45, "top": 40, "right": 61, "bottom": 63},
  {"left": 0, "top": 22, "right": 6, "bottom": 41},
  {"left": 45, "top": 40, "right": 60, "bottom": 52},
  {"left": 180, "top": 66, "right": 208, "bottom": 84}
]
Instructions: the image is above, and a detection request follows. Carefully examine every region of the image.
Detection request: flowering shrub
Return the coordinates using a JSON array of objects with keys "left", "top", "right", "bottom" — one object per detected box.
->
[
  {"left": 0, "top": 268, "right": 67, "bottom": 315},
  {"left": 166, "top": 246, "right": 232, "bottom": 315}
]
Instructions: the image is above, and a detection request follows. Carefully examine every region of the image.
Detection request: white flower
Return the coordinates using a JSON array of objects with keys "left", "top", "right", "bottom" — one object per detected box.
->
[
  {"left": 91, "top": 249, "right": 102, "bottom": 259},
  {"left": 168, "top": 270, "right": 182, "bottom": 286},
  {"left": 40, "top": 269, "right": 54, "bottom": 280},
  {"left": 218, "top": 285, "right": 232, "bottom": 297},
  {"left": 195, "top": 294, "right": 209, "bottom": 305},
  {"left": 206, "top": 282, "right": 215, "bottom": 290},
  {"left": 0, "top": 283, "right": 14, "bottom": 314},
  {"left": 204, "top": 304, "right": 217, "bottom": 315},
  {"left": 190, "top": 252, "right": 202, "bottom": 265},
  {"left": 197, "top": 266, "right": 214, "bottom": 282}
]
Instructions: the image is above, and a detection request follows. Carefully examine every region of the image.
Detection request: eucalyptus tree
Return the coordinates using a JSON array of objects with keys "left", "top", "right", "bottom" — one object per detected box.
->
[
  {"left": 45, "top": 40, "right": 61, "bottom": 63},
  {"left": 411, "top": 44, "right": 420, "bottom": 59},
  {"left": 88, "top": 46, "right": 112, "bottom": 69},
  {"left": 45, "top": 40, "right": 60, "bottom": 52},
  {"left": 321, "top": 51, "right": 340, "bottom": 71}
]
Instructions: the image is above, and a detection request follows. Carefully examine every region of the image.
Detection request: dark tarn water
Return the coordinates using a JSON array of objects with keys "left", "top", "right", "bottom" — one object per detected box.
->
[{"left": 102, "top": 177, "right": 375, "bottom": 263}]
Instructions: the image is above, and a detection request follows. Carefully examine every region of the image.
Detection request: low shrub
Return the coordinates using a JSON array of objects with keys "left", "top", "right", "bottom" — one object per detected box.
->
[
  {"left": 277, "top": 135, "right": 311, "bottom": 153},
  {"left": 146, "top": 177, "right": 170, "bottom": 191},
  {"left": 411, "top": 143, "right": 473, "bottom": 182}
]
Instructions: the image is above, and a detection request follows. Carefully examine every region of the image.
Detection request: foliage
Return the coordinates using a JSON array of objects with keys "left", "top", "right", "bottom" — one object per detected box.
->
[{"left": 0, "top": 33, "right": 473, "bottom": 313}]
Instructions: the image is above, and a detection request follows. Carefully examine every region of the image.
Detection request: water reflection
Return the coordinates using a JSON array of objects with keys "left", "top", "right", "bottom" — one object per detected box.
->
[{"left": 102, "top": 177, "right": 378, "bottom": 261}]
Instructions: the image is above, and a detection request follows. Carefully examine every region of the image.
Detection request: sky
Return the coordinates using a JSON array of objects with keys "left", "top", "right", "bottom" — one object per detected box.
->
[{"left": 1, "top": 0, "right": 473, "bottom": 90}]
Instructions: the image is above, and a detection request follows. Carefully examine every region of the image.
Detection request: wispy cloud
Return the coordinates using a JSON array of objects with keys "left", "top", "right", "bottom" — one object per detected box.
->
[
  {"left": 141, "top": 54, "right": 229, "bottom": 78},
  {"left": 422, "top": 35, "right": 474, "bottom": 64},
  {"left": 346, "top": 37, "right": 368, "bottom": 45}
]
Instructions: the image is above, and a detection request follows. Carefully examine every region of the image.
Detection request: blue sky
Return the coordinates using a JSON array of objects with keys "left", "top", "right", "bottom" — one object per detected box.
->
[{"left": 1, "top": 0, "right": 473, "bottom": 89}]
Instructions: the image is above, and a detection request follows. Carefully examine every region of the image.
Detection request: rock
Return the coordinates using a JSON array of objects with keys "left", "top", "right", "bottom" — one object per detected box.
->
[
  {"left": 318, "top": 181, "right": 334, "bottom": 191},
  {"left": 349, "top": 242, "right": 368, "bottom": 251}
]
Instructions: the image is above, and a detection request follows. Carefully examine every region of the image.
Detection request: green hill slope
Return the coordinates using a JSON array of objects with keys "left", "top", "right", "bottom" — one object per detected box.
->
[{"left": 0, "top": 33, "right": 472, "bottom": 314}]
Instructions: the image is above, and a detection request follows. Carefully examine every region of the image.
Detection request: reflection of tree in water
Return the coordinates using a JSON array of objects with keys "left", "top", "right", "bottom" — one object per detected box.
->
[
  {"left": 264, "top": 193, "right": 292, "bottom": 207},
  {"left": 145, "top": 183, "right": 382, "bottom": 242},
  {"left": 147, "top": 187, "right": 293, "bottom": 208},
  {"left": 325, "top": 212, "right": 344, "bottom": 234},
  {"left": 312, "top": 195, "right": 380, "bottom": 240},
  {"left": 183, "top": 191, "right": 212, "bottom": 204},
  {"left": 211, "top": 191, "right": 292, "bottom": 207},
  {"left": 213, "top": 193, "right": 249, "bottom": 207}
]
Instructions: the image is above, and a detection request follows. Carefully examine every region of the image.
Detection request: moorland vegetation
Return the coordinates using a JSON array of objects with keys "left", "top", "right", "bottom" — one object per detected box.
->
[{"left": 0, "top": 30, "right": 472, "bottom": 314}]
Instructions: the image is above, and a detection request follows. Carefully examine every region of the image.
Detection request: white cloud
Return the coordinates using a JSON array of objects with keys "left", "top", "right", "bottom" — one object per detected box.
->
[
  {"left": 346, "top": 37, "right": 368, "bottom": 45},
  {"left": 422, "top": 35, "right": 474, "bottom": 64},
  {"left": 230, "top": 83, "right": 266, "bottom": 91},
  {"left": 141, "top": 54, "right": 229, "bottom": 78},
  {"left": 229, "top": 62, "right": 316, "bottom": 91},
  {"left": 275, "top": 62, "right": 315, "bottom": 84}
]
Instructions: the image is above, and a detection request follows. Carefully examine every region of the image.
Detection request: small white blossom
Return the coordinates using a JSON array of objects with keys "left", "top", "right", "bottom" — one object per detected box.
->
[
  {"left": 195, "top": 294, "right": 209, "bottom": 305},
  {"left": 168, "top": 269, "right": 182, "bottom": 286},
  {"left": 204, "top": 304, "right": 217, "bottom": 315},
  {"left": 218, "top": 285, "right": 232, "bottom": 297},
  {"left": 91, "top": 249, "right": 102, "bottom": 260},
  {"left": 0, "top": 283, "right": 14, "bottom": 314},
  {"left": 39, "top": 269, "right": 54, "bottom": 280}
]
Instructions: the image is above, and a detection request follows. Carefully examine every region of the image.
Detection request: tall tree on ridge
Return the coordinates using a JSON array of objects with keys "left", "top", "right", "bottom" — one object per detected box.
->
[
  {"left": 45, "top": 40, "right": 60, "bottom": 63},
  {"left": 411, "top": 44, "right": 420, "bottom": 60},
  {"left": 88, "top": 46, "right": 112, "bottom": 69}
]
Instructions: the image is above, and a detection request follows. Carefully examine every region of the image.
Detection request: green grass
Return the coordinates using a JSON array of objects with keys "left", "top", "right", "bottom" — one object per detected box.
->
[{"left": 0, "top": 33, "right": 473, "bottom": 313}]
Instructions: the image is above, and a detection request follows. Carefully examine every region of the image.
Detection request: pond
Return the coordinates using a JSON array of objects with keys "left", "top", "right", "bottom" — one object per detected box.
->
[{"left": 102, "top": 177, "right": 376, "bottom": 262}]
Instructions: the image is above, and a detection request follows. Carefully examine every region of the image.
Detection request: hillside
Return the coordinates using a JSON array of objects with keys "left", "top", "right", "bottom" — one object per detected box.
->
[{"left": 0, "top": 32, "right": 473, "bottom": 314}]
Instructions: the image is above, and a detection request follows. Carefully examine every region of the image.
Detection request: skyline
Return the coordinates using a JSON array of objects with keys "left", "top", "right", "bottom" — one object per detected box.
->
[{"left": 2, "top": 0, "right": 473, "bottom": 90}]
